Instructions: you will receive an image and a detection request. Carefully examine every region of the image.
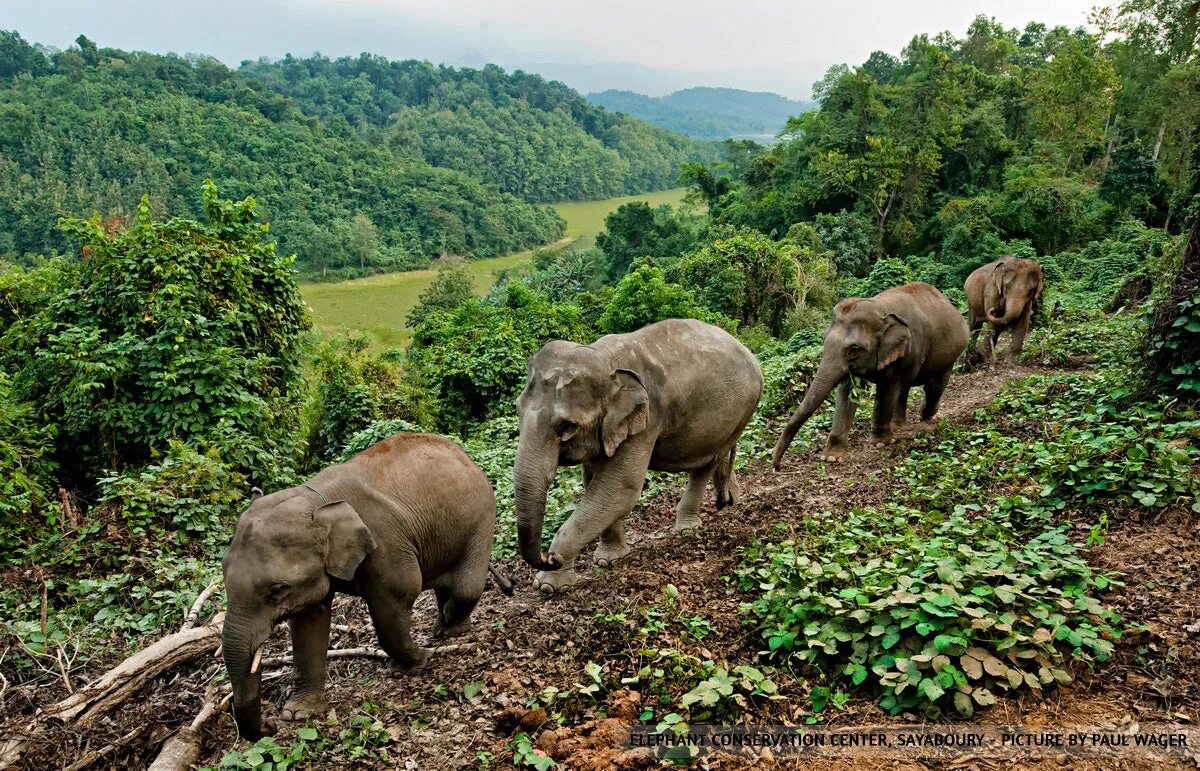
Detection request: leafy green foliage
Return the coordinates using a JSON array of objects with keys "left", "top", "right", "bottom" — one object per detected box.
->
[
  {"left": 587, "top": 87, "right": 813, "bottom": 141},
  {"left": 207, "top": 706, "right": 393, "bottom": 770},
  {"left": 595, "top": 202, "right": 698, "bottom": 281},
  {"left": 239, "top": 55, "right": 718, "bottom": 204},
  {"left": 597, "top": 264, "right": 723, "bottom": 335},
  {"left": 0, "top": 372, "right": 57, "bottom": 544},
  {"left": 406, "top": 258, "right": 476, "bottom": 328},
  {"left": 737, "top": 507, "right": 1116, "bottom": 717},
  {"left": 0, "top": 37, "right": 565, "bottom": 275},
  {"left": 6, "top": 183, "right": 306, "bottom": 487},
  {"left": 407, "top": 282, "right": 591, "bottom": 431}
]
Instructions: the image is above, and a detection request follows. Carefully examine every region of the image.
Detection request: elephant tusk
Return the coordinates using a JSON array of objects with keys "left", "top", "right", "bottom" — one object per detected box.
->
[{"left": 250, "top": 646, "right": 263, "bottom": 674}]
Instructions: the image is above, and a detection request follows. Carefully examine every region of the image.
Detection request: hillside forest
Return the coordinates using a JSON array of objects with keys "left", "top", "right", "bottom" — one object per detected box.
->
[
  {"left": 2, "top": 3, "right": 1200, "bottom": 769},
  {"left": 586, "top": 87, "right": 815, "bottom": 141},
  {"left": 0, "top": 33, "right": 717, "bottom": 279}
]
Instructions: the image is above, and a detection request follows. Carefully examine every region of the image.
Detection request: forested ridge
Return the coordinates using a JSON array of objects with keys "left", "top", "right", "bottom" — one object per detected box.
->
[
  {"left": 1, "top": 4, "right": 1200, "bottom": 769},
  {"left": 0, "top": 32, "right": 713, "bottom": 278},
  {"left": 587, "top": 86, "right": 815, "bottom": 140},
  {"left": 239, "top": 55, "right": 720, "bottom": 203}
]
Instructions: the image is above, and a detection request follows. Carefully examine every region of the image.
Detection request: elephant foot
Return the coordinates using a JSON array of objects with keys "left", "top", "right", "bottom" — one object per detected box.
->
[
  {"left": 871, "top": 432, "right": 894, "bottom": 448},
  {"left": 593, "top": 541, "right": 631, "bottom": 568},
  {"left": 672, "top": 519, "right": 702, "bottom": 537},
  {"left": 819, "top": 447, "right": 846, "bottom": 463},
  {"left": 533, "top": 567, "right": 584, "bottom": 595},
  {"left": 889, "top": 419, "right": 906, "bottom": 434},
  {"left": 281, "top": 692, "right": 329, "bottom": 723},
  {"left": 389, "top": 647, "right": 432, "bottom": 675},
  {"left": 433, "top": 619, "right": 473, "bottom": 639}
]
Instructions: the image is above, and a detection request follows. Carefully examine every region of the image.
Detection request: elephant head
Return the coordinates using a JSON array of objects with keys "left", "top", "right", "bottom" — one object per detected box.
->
[
  {"left": 987, "top": 258, "right": 1043, "bottom": 326},
  {"left": 771, "top": 298, "right": 910, "bottom": 468},
  {"left": 221, "top": 490, "right": 377, "bottom": 739},
  {"left": 513, "top": 341, "right": 649, "bottom": 571}
]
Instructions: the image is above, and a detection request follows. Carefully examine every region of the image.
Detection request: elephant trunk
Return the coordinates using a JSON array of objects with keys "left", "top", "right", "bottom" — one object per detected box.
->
[
  {"left": 772, "top": 349, "right": 847, "bottom": 469},
  {"left": 987, "top": 295, "right": 1024, "bottom": 326},
  {"left": 514, "top": 428, "right": 563, "bottom": 571},
  {"left": 222, "top": 611, "right": 272, "bottom": 740}
]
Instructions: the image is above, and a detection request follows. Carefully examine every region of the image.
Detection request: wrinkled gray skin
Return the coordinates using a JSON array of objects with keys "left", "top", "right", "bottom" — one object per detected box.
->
[
  {"left": 772, "top": 282, "right": 968, "bottom": 468},
  {"left": 965, "top": 257, "right": 1044, "bottom": 359},
  {"left": 514, "top": 318, "right": 763, "bottom": 594},
  {"left": 221, "top": 433, "right": 497, "bottom": 740}
]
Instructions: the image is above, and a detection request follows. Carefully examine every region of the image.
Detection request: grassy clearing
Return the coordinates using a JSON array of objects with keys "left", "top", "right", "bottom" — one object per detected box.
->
[{"left": 301, "top": 188, "right": 692, "bottom": 347}]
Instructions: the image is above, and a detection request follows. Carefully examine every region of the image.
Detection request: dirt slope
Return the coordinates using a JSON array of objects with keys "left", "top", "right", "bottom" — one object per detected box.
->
[{"left": 12, "top": 362, "right": 1198, "bottom": 770}]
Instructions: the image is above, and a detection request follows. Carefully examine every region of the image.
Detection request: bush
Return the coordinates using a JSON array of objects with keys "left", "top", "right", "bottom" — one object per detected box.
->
[
  {"left": 598, "top": 264, "right": 726, "bottom": 335},
  {"left": 840, "top": 257, "right": 912, "bottom": 298},
  {"left": 304, "top": 333, "right": 433, "bottom": 466},
  {"left": 737, "top": 508, "right": 1118, "bottom": 717},
  {"left": 0, "top": 372, "right": 58, "bottom": 560},
  {"left": 407, "top": 282, "right": 592, "bottom": 432},
  {"left": 674, "top": 227, "right": 802, "bottom": 335},
  {"left": 10, "top": 183, "right": 308, "bottom": 486},
  {"left": 406, "top": 257, "right": 475, "bottom": 328}
]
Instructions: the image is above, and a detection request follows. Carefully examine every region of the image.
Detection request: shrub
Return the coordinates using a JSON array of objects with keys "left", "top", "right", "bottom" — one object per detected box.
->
[
  {"left": 0, "top": 372, "right": 58, "bottom": 561},
  {"left": 406, "top": 257, "right": 475, "bottom": 328},
  {"left": 11, "top": 183, "right": 308, "bottom": 486},
  {"left": 304, "top": 333, "right": 434, "bottom": 466},
  {"left": 407, "top": 282, "right": 591, "bottom": 432},
  {"left": 597, "top": 264, "right": 725, "bottom": 335},
  {"left": 737, "top": 508, "right": 1119, "bottom": 717}
]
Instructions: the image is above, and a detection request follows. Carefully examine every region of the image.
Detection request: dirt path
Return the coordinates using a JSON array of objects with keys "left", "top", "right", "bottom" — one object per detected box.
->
[{"left": 13, "top": 362, "right": 1198, "bottom": 769}]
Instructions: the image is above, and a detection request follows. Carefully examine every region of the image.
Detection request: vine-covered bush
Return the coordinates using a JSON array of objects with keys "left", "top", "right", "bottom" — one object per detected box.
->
[
  {"left": 9, "top": 182, "right": 309, "bottom": 485},
  {"left": 597, "top": 264, "right": 724, "bottom": 335}
]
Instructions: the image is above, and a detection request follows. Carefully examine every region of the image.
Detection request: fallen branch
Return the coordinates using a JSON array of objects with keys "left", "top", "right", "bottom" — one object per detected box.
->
[
  {"left": 179, "top": 583, "right": 222, "bottom": 632},
  {"left": 0, "top": 613, "right": 224, "bottom": 770},
  {"left": 147, "top": 691, "right": 232, "bottom": 771},
  {"left": 260, "top": 642, "right": 476, "bottom": 669},
  {"left": 60, "top": 724, "right": 150, "bottom": 771}
]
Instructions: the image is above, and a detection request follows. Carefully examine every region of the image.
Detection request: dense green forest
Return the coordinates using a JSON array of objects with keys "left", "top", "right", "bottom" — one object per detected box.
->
[
  {"left": 240, "top": 55, "right": 719, "bottom": 202},
  {"left": 0, "top": 32, "right": 714, "bottom": 278},
  {"left": 587, "top": 86, "right": 815, "bottom": 140},
  {"left": 1, "top": 3, "right": 1199, "bottom": 768}
]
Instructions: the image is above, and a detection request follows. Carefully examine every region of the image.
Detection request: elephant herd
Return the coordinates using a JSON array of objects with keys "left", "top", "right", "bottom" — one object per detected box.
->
[{"left": 220, "top": 256, "right": 1044, "bottom": 739}]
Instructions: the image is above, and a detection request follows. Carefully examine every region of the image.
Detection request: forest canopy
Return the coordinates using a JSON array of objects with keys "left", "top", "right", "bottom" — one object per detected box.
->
[{"left": 0, "top": 32, "right": 715, "bottom": 278}]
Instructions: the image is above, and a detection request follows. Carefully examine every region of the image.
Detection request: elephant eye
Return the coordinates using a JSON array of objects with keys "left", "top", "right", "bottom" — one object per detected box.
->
[
  {"left": 266, "top": 582, "right": 289, "bottom": 603},
  {"left": 556, "top": 420, "right": 578, "bottom": 440},
  {"left": 847, "top": 343, "right": 865, "bottom": 355}
]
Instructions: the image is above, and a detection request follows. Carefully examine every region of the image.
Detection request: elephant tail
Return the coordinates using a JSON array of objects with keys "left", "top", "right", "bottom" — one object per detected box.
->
[
  {"left": 489, "top": 564, "right": 515, "bottom": 596},
  {"left": 713, "top": 445, "right": 737, "bottom": 509}
]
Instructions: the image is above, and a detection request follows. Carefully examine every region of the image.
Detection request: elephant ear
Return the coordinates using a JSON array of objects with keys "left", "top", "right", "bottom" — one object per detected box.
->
[
  {"left": 602, "top": 368, "right": 650, "bottom": 457},
  {"left": 877, "top": 313, "right": 912, "bottom": 370},
  {"left": 315, "top": 501, "right": 378, "bottom": 581}
]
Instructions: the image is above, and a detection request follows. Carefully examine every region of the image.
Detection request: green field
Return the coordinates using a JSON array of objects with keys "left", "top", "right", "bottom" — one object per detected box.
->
[{"left": 302, "top": 188, "right": 691, "bottom": 347}]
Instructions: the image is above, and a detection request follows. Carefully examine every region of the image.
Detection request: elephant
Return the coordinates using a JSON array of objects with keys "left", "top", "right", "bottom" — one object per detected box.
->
[
  {"left": 221, "top": 432, "right": 510, "bottom": 740},
  {"left": 771, "top": 282, "right": 968, "bottom": 468},
  {"left": 965, "top": 256, "right": 1044, "bottom": 358},
  {"left": 513, "top": 318, "right": 763, "bottom": 594}
]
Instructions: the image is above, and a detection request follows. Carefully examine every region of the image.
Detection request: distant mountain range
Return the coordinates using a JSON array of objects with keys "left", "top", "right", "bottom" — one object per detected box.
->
[{"left": 587, "top": 87, "right": 816, "bottom": 141}]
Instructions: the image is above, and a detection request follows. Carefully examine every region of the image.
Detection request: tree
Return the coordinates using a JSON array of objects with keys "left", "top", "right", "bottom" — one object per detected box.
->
[
  {"left": 407, "top": 257, "right": 475, "bottom": 327},
  {"left": 597, "top": 265, "right": 718, "bottom": 335},
  {"left": 347, "top": 213, "right": 380, "bottom": 273},
  {"left": 9, "top": 183, "right": 309, "bottom": 484},
  {"left": 674, "top": 227, "right": 802, "bottom": 336},
  {"left": 1027, "top": 37, "right": 1120, "bottom": 172}
]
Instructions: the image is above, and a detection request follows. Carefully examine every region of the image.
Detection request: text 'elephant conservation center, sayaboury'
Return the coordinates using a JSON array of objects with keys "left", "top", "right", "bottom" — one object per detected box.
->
[{"left": 1, "top": 3, "right": 1200, "bottom": 770}]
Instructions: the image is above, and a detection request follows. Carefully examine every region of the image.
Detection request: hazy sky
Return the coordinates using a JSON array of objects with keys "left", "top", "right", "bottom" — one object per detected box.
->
[{"left": 1, "top": 0, "right": 1100, "bottom": 98}]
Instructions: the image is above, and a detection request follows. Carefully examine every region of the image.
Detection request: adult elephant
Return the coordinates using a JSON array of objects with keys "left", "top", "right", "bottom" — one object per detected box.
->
[
  {"left": 221, "top": 433, "right": 509, "bottom": 740},
  {"left": 965, "top": 256, "right": 1044, "bottom": 358},
  {"left": 772, "top": 282, "right": 967, "bottom": 468},
  {"left": 514, "top": 318, "right": 763, "bottom": 594}
]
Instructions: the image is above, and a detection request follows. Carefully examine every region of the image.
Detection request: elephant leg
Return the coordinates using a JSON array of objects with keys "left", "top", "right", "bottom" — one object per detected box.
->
[
  {"left": 674, "top": 463, "right": 717, "bottom": 536},
  {"left": 281, "top": 597, "right": 332, "bottom": 722},
  {"left": 432, "top": 565, "right": 485, "bottom": 639},
  {"left": 872, "top": 380, "right": 901, "bottom": 445},
  {"left": 821, "top": 380, "right": 855, "bottom": 462},
  {"left": 890, "top": 384, "right": 911, "bottom": 434},
  {"left": 921, "top": 369, "right": 951, "bottom": 421},
  {"left": 714, "top": 444, "right": 739, "bottom": 509},
  {"left": 594, "top": 517, "right": 631, "bottom": 568},
  {"left": 982, "top": 326, "right": 998, "bottom": 360},
  {"left": 1008, "top": 309, "right": 1032, "bottom": 356},
  {"left": 535, "top": 438, "right": 655, "bottom": 595},
  {"left": 365, "top": 562, "right": 430, "bottom": 673}
]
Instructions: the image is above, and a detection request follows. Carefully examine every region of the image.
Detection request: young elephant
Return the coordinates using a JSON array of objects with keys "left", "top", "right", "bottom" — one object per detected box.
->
[
  {"left": 514, "top": 318, "right": 763, "bottom": 594},
  {"left": 221, "top": 433, "right": 507, "bottom": 740},
  {"left": 772, "top": 282, "right": 968, "bottom": 468},
  {"left": 965, "top": 256, "right": 1044, "bottom": 358}
]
